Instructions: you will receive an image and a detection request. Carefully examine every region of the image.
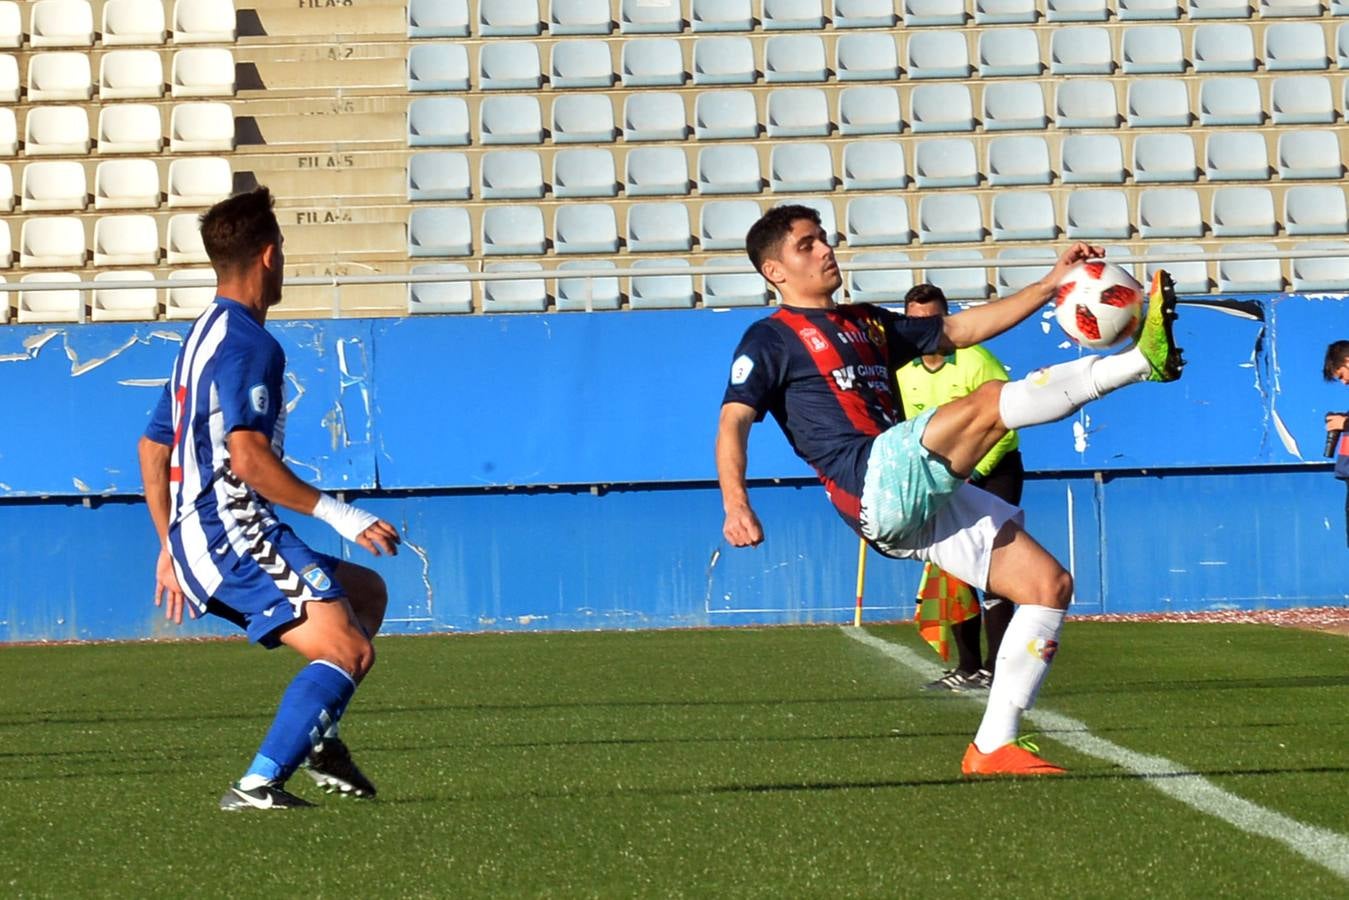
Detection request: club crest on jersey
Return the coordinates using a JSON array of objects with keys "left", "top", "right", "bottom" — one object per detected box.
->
[
  {"left": 831, "top": 366, "right": 856, "bottom": 391},
  {"left": 862, "top": 317, "right": 887, "bottom": 351},
  {"left": 730, "top": 354, "right": 754, "bottom": 385},
  {"left": 301, "top": 564, "right": 332, "bottom": 593},
  {"left": 798, "top": 326, "right": 829, "bottom": 353},
  {"left": 249, "top": 383, "right": 270, "bottom": 415},
  {"left": 1027, "top": 638, "right": 1059, "bottom": 663}
]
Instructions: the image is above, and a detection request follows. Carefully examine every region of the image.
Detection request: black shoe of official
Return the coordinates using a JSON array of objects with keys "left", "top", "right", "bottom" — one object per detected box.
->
[
  {"left": 303, "top": 737, "right": 377, "bottom": 798},
  {"left": 923, "top": 670, "right": 979, "bottom": 693},
  {"left": 219, "top": 782, "right": 315, "bottom": 811}
]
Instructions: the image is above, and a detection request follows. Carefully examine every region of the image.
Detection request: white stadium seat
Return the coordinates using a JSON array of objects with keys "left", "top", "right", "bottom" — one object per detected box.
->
[
  {"left": 407, "top": 263, "right": 473, "bottom": 315},
  {"left": 556, "top": 259, "right": 621, "bottom": 311},
  {"left": 479, "top": 95, "right": 545, "bottom": 144},
  {"left": 1137, "top": 188, "right": 1204, "bottom": 238},
  {"left": 1189, "top": 0, "right": 1250, "bottom": 16},
  {"left": 479, "top": 41, "right": 543, "bottom": 91},
  {"left": 764, "top": 35, "right": 828, "bottom": 83},
  {"left": 92, "top": 271, "right": 159, "bottom": 322},
  {"left": 408, "top": 0, "right": 469, "bottom": 38},
  {"left": 18, "top": 272, "right": 82, "bottom": 323},
  {"left": 93, "top": 213, "right": 160, "bottom": 265},
  {"left": 1193, "top": 24, "right": 1257, "bottom": 72},
  {"left": 769, "top": 143, "right": 832, "bottom": 193},
  {"left": 1217, "top": 246, "right": 1283, "bottom": 293},
  {"left": 1126, "top": 79, "right": 1192, "bottom": 126},
  {"left": 621, "top": 38, "right": 685, "bottom": 87},
  {"left": 551, "top": 40, "right": 615, "bottom": 89},
  {"left": 975, "top": 0, "right": 1038, "bottom": 23},
  {"left": 1047, "top": 0, "right": 1109, "bottom": 20},
  {"left": 1283, "top": 185, "right": 1349, "bottom": 235},
  {"left": 997, "top": 248, "right": 1057, "bottom": 293},
  {"left": 626, "top": 202, "right": 693, "bottom": 252},
  {"left": 407, "top": 97, "right": 470, "bottom": 147},
  {"left": 99, "top": 49, "right": 165, "bottom": 99},
  {"left": 30, "top": 0, "right": 93, "bottom": 47},
  {"left": 480, "top": 149, "right": 546, "bottom": 200},
  {"left": 170, "top": 47, "right": 236, "bottom": 97},
  {"left": 622, "top": 92, "right": 687, "bottom": 141},
  {"left": 1061, "top": 134, "right": 1126, "bottom": 184},
  {"left": 978, "top": 29, "right": 1044, "bottom": 76},
  {"left": 906, "top": 31, "right": 970, "bottom": 79},
  {"left": 910, "top": 83, "right": 975, "bottom": 133},
  {"left": 0, "top": 221, "right": 10, "bottom": 268},
  {"left": 693, "top": 37, "right": 756, "bottom": 86},
  {"left": 407, "top": 43, "right": 469, "bottom": 92},
  {"left": 1265, "top": 22, "right": 1329, "bottom": 70},
  {"left": 766, "top": 88, "right": 830, "bottom": 137},
  {"left": 408, "top": 207, "right": 472, "bottom": 257},
  {"left": 1291, "top": 242, "right": 1349, "bottom": 291},
  {"left": 1065, "top": 190, "right": 1131, "bottom": 239},
  {"left": 1211, "top": 186, "right": 1277, "bottom": 237},
  {"left": 699, "top": 199, "right": 762, "bottom": 250},
  {"left": 0, "top": 54, "right": 17, "bottom": 103},
  {"left": 838, "top": 86, "right": 903, "bottom": 135},
  {"left": 836, "top": 0, "right": 899, "bottom": 27},
  {"left": 629, "top": 258, "right": 694, "bottom": 309},
  {"left": 552, "top": 94, "right": 616, "bottom": 143},
  {"left": 1205, "top": 131, "right": 1269, "bottom": 180},
  {"left": 692, "top": 0, "right": 752, "bottom": 31},
  {"left": 904, "top": 0, "right": 967, "bottom": 25},
  {"left": 694, "top": 90, "right": 759, "bottom": 140},
  {"left": 169, "top": 102, "right": 235, "bottom": 152},
  {"left": 1133, "top": 133, "right": 1199, "bottom": 183},
  {"left": 918, "top": 193, "right": 984, "bottom": 243},
  {"left": 1199, "top": 77, "right": 1264, "bottom": 126},
  {"left": 482, "top": 262, "right": 547, "bottom": 313},
  {"left": 846, "top": 195, "right": 912, "bottom": 246},
  {"left": 1056, "top": 80, "right": 1120, "bottom": 128},
  {"left": 167, "top": 157, "right": 231, "bottom": 207},
  {"left": 552, "top": 148, "right": 618, "bottom": 198},
  {"left": 620, "top": 0, "right": 681, "bottom": 33},
  {"left": 479, "top": 0, "right": 542, "bottom": 36},
  {"left": 842, "top": 141, "right": 907, "bottom": 191},
  {"left": 1050, "top": 26, "right": 1114, "bottom": 74},
  {"left": 1120, "top": 0, "right": 1182, "bottom": 18},
  {"left": 925, "top": 250, "right": 989, "bottom": 300},
  {"left": 172, "top": 0, "right": 237, "bottom": 43},
  {"left": 103, "top": 0, "right": 168, "bottom": 45},
  {"left": 407, "top": 151, "right": 471, "bottom": 201},
  {"left": 991, "top": 191, "right": 1058, "bottom": 241},
  {"left": 21, "top": 160, "right": 87, "bottom": 211},
  {"left": 481, "top": 206, "right": 546, "bottom": 255},
  {"left": 914, "top": 138, "right": 979, "bottom": 189},
  {"left": 764, "top": 0, "right": 828, "bottom": 30},
  {"left": 0, "top": 1, "right": 20, "bottom": 49},
  {"left": 27, "top": 52, "right": 93, "bottom": 101},
  {"left": 987, "top": 135, "right": 1052, "bottom": 186},
  {"left": 165, "top": 267, "right": 216, "bottom": 319},
  {"left": 550, "top": 0, "right": 610, "bottom": 34},
  {"left": 20, "top": 216, "right": 86, "bottom": 267},
  {"left": 848, "top": 252, "right": 914, "bottom": 302},
  {"left": 1270, "top": 75, "right": 1334, "bottom": 125},
  {"left": 1122, "top": 25, "right": 1186, "bottom": 74},
  {"left": 984, "top": 82, "right": 1049, "bottom": 131},
  {"left": 99, "top": 104, "right": 163, "bottom": 154},
  {"left": 166, "top": 212, "right": 208, "bottom": 263},
  {"left": 698, "top": 144, "right": 761, "bottom": 195},
  {"left": 553, "top": 203, "right": 620, "bottom": 254},
  {"left": 94, "top": 158, "right": 161, "bottom": 209},
  {"left": 25, "top": 106, "right": 92, "bottom": 155},
  {"left": 702, "top": 259, "right": 769, "bottom": 308},
  {"left": 1277, "top": 130, "right": 1343, "bottom": 179},
  {"left": 1146, "top": 245, "right": 1208, "bottom": 294},
  {"left": 0, "top": 163, "right": 12, "bottom": 211}
]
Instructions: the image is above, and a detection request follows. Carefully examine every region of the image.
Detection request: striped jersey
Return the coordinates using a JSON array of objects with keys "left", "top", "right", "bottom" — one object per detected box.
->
[
  {"left": 144, "top": 297, "right": 287, "bottom": 612},
  {"left": 722, "top": 303, "right": 943, "bottom": 531}
]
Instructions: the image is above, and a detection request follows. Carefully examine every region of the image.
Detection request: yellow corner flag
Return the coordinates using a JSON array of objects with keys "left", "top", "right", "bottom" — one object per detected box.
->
[{"left": 914, "top": 562, "right": 980, "bottom": 661}]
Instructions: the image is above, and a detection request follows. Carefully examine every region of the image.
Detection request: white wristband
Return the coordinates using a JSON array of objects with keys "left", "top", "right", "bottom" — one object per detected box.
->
[{"left": 312, "top": 493, "right": 378, "bottom": 543}]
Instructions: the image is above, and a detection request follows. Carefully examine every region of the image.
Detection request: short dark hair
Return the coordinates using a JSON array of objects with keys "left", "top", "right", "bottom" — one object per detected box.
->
[
  {"left": 1324, "top": 340, "right": 1349, "bottom": 380},
  {"left": 199, "top": 187, "right": 280, "bottom": 274},
  {"left": 746, "top": 204, "right": 821, "bottom": 275},
  {"left": 904, "top": 283, "right": 949, "bottom": 313}
]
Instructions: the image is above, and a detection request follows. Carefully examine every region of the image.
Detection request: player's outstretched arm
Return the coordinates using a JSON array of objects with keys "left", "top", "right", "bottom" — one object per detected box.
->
[
  {"left": 942, "top": 242, "right": 1104, "bottom": 350},
  {"left": 137, "top": 435, "right": 191, "bottom": 623},
  {"left": 228, "top": 430, "right": 400, "bottom": 556},
  {"left": 717, "top": 402, "right": 764, "bottom": 547}
]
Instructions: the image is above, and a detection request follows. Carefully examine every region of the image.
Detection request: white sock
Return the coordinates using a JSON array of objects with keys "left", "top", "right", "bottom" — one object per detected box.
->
[
  {"left": 237, "top": 773, "right": 272, "bottom": 790},
  {"left": 973, "top": 605, "right": 1066, "bottom": 752},
  {"left": 997, "top": 351, "right": 1151, "bottom": 431}
]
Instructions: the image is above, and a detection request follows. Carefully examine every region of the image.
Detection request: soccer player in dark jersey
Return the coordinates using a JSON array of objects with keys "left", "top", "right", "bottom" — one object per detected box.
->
[
  {"left": 717, "top": 204, "right": 1183, "bottom": 776},
  {"left": 137, "top": 188, "right": 400, "bottom": 809}
]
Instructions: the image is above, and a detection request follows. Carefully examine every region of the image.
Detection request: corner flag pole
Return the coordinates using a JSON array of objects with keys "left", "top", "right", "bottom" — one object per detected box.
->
[{"left": 853, "top": 537, "right": 867, "bottom": 627}]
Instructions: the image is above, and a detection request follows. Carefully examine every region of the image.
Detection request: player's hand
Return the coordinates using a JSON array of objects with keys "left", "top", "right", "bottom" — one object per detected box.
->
[
  {"left": 723, "top": 505, "right": 764, "bottom": 548},
  {"left": 153, "top": 548, "right": 192, "bottom": 625},
  {"left": 356, "top": 519, "right": 401, "bottom": 557},
  {"left": 1047, "top": 242, "right": 1105, "bottom": 285},
  {"left": 1327, "top": 413, "right": 1348, "bottom": 432}
]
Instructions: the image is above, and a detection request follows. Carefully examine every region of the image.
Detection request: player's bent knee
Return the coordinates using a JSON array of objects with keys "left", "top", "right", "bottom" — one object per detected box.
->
[{"left": 1050, "top": 568, "right": 1074, "bottom": 610}]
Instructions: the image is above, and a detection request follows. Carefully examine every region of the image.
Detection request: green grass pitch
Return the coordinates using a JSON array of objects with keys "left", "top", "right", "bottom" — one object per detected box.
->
[{"left": 1, "top": 622, "right": 1345, "bottom": 898}]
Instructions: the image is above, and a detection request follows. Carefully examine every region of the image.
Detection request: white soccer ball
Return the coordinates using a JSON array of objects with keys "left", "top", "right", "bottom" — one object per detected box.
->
[{"left": 1053, "top": 261, "right": 1146, "bottom": 350}]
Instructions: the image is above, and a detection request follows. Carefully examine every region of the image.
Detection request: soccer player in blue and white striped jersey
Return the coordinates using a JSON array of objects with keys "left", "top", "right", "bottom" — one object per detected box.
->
[{"left": 137, "top": 187, "right": 400, "bottom": 811}]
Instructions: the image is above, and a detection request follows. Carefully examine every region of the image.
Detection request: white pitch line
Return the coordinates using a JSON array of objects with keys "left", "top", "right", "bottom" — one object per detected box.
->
[{"left": 842, "top": 626, "right": 1349, "bottom": 881}]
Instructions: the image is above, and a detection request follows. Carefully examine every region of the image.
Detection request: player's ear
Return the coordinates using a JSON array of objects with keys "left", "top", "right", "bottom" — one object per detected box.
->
[
  {"left": 760, "top": 257, "right": 786, "bottom": 286},
  {"left": 259, "top": 242, "right": 278, "bottom": 271}
]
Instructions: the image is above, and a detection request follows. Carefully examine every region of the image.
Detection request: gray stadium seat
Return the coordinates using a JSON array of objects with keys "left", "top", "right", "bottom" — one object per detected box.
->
[
  {"left": 836, "top": 33, "right": 901, "bottom": 81},
  {"left": 1119, "top": 0, "right": 1182, "bottom": 17},
  {"left": 1261, "top": 0, "right": 1323, "bottom": 15},
  {"left": 1126, "top": 79, "right": 1191, "bottom": 126},
  {"left": 1204, "top": 131, "right": 1269, "bottom": 180},
  {"left": 1050, "top": 26, "right": 1114, "bottom": 74},
  {"left": 1270, "top": 76, "right": 1333, "bottom": 125},
  {"left": 408, "top": 0, "right": 469, "bottom": 37},
  {"left": 480, "top": 150, "right": 545, "bottom": 200},
  {"left": 627, "top": 202, "right": 693, "bottom": 252},
  {"left": 845, "top": 195, "right": 912, "bottom": 246},
  {"left": 549, "top": 0, "right": 611, "bottom": 35},
  {"left": 621, "top": 38, "right": 685, "bottom": 87},
  {"left": 769, "top": 143, "right": 834, "bottom": 193},
  {"left": 766, "top": 88, "right": 831, "bottom": 137},
  {"left": 1284, "top": 185, "right": 1349, "bottom": 235},
  {"left": 1122, "top": 25, "right": 1185, "bottom": 74},
  {"left": 842, "top": 141, "right": 907, "bottom": 191},
  {"left": 1217, "top": 245, "right": 1283, "bottom": 292},
  {"left": 1291, "top": 242, "right": 1349, "bottom": 291},
  {"left": 1138, "top": 188, "right": 1204, "bottom": 238},
  {"left": 917, "top": 193, "right": 984, "bottom": 243},
  {"left": 1133, "top": 133, "right": 1199, "bottom": 183},
  {"left": 1065, "top": 190, "right": 1131, "bottom": 239},
  {"left": 620, "top": 0, "right": 682, "bottom": 33},
  {"left": 847, "top": 252, "right": 914, "bottom": 302},
  {"left": 904, "top": 0, "right": 967, "bottom": 25},
  {"left": 1211, "top": 187, "right": 1277, "bottom": 236},
  {"left": 1193, "top": 24, "right": 1256, "bottom": 71},
  {"left": 910, "top": 83, "right": 975, "bottom": 133},
  {"left": 986, "top": 136, "right": 1051, "bottom": 186},
  {"left": 1338, "top": 23, "right": 1349, "bottom": 67},
  {"left": 692, "top": 37, "right": 756, "bottom": 85},
  {"left": 408, "top": 44, "right": 469, "bottom": 92},
  {"left": 691, "top": 0, "right": 752, "bottom": 31},
  {"left": 553, "top": 94, "right": 617, "bottom": 143},
  {"left": 480, "top": 42, "right": 543, "bottom": 90},
  {"left": 978, "top": 29, "right": 1044, "bottom": 76},
  {"left": 480, "top": 96, "right": 545, "bottom": 144},
  {"left": 407, "top": 152, "right": 471, "bottom": 201},
  {"left": 835, "top": 0, "right": 899, "bottom": 27},
  {"left": 1061, "top": 134, "right": 1126, "bottom": 184},
  {"left": 694, "top": 90, "right": 759, "bottom": 140},
  {"left": 702, "top": 259, "right": 769, "bottom": 308},
  {"left": 983, "top": 82, "right": 1049, "bottom": 131},
  {"left": 926, "top": 250, "right": 989, "bottom": 300},
  {"left": 1188, "top": 0, "right": 1251, "bottom": 16},
  {"left": 764, "top": 35, "right": 828, "bottom": 83},
  {"left": 629, "top": 258, "right": 694, "bottom": 308},
  {"left": 991, "top": 191, "right": 1057, "bottom": 241},
  {"left": 764, "top": 0, "right": 827, "bottom": 29},
  {"left": 907, "top": 31, "right": 972, "bottom": 79},
  {"left": 478, "top": 0, "right": 542, "bottom": 36},
  {"left": 1198, "top": 77, "right": 1263, "bottom": 125},
  {"left": 698, "top": 144, "right": 763, "bottom": 194},
  {"left": 625, "top": 146, "right": 690, "bottom": 196},
  {"left": 700, "top": 199, "right": 762, "bottom": 250},
  {"left": 408, "top": 208, "right": 472, "bottom": 257},
  {"left": 838, "top": 86, "right": 903, "bottom": 135},
  {"left": 1145, "top": 246, "right": 1208, "bottom": 294},
  {"left": 407, "top": 264, "right": 473, "bottom": 315},
  {"left": 1265, "top": 22, "right": 1330, "bottom": 71},
  {"left": 556, "top": 260, "right": 622, "bottom": 311},
  {"left": 975, "top": 0, "right": 1038, "bottom": 23},
  {"left": 553, "top": 148, "right": 618, "bottom": 198},
  {"left": 996, "top": 248, "right": 1057, "bottom": 293},
  {"left": 1047, "top": 0, "right": 1109, "bottom": 20},
  {"left": 482, "top": 206, "right": 546, "bottom": 256},
  {"left": 483, "top": 262, "right": 548, "bottom": 313},
  {"left": 913, "top": 138, "right": 979, "bottom": 188},
  {"left": 551, "top": 40, "right": 615, "bottom": 89},
  {"left": 1056, "top": 80, "right": 1120, "bottom": 128},
  {"left": 1276, "top": 130, "right": 1343, "bottom": 179},
  {"left": 623, "top": 92, "right": 688, "bottom": 141},
  {"left": 407, "top": 98, "right": 470, "bottom": 147}
]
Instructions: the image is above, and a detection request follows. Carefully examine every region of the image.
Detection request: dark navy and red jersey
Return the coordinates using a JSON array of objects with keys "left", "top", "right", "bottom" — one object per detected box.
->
[{"left": 722, "top": 303, "right": 945, "bottom": 531}]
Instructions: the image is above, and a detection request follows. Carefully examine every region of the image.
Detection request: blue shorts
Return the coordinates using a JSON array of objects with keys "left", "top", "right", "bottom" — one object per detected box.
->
[{"left": 206, "top": 524, "right": 345, "bottom": 648}]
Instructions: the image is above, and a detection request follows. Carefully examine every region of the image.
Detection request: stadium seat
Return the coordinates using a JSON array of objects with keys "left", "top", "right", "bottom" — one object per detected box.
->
[
  {"left": 838, "top": 86, "right": 903, "bottom": 135},
  {"left": 21, "top": 160, "right": 87, "bottom": 211},
  {"left": 17, "top": 272, "right": 81, "bottom": 323},
  {"left": 1134, "top": 133, "right": 1199, "bottom": 183},
  {"left": 166, "top": 212, "right": 207, "bottom": 263},
  {"left": 1265, "top": 22, "right": 1330, "bottom": 71},
  {"left": 836, "top": 0, "right": 899, "bottom": 27},
  {"left": 408, "top": 97, "right": 470, "bottom": 147},
  {"left": 766, "top": 88, "right": 830, "bottom": 137},
  {"left": 20, "top": 216, "right": 85, "bottom": 267},
  {"left": 548, "top": 0, "right": 610, "bottom": 35},
  {"left": 991, "top": 191, "right": 1057, "bottom": 241},
  {"left": 1284, "top": 185, "right": 1349, "bottom": 235},
  {"left": 482, "top": 262, "right": 547, "bottom": 313},
  {"left": 621, "top": 38, "right": 685, "bottom": 87},
  {"left": 1291, "top": 242, "right": 1349, "bottom": 291},
  {"left": 1119, "top": 0, "right": 1182, "bottom": 17},
  {"left": 769, "top": 143, "right": 833, "bottom": 192},
  {"left": 480, "top": 96, "right": 544, "bottom": 144},
  {"left": 30, "top": 0, "right": 93, "bottom": 47},
  {"left": 1056, "top": 80, "right": 1120, "bottom": 128},
  {"left": 623, "top": 92, "right": 688, "bottom": 141},
  {"left": 556, "top": 259, "right": 622, "bottom": 311},
  {"left": 27, "top": 52, "right": 93, "bottom": 101},
  {"left": 25, "top": 106, "right": 91, "bottom": 156},
  {"left": 94, "top": 158, "right": 160, "bottom": 209},
  {"left": 407, "top": 263, "right": 473, "bottom": 314},
  {"left": 764, "top": 35, "right": 827, "bottom": 83},
  {"left": 1198, "top": 77, "right": 1263, "bottom": 125},
  {"left": 1189, "top": 0, "right": 1251, "bottom": 16},
  {"left": 1050, "top": 27, "right": 1114, "bottom": 74},
  {"left": 629, "top": 258, "right": 694, "bottom": 309},
  {"left": 1270, "top": 76, "right": 1334, "bottom": 125},
  {"left": 406, "top": 151, "right": 471, "bottom": 201},
  {"left": 552, "top": 148, "right": 618, "bottom": 198},
  {"left": 0, "top": 55, "right": 16, "bottom": 103},
  {"left": 1210, "top": 186, "right": 1277, "bottom": 236},
  {"left": 91, "top": 270, "right": 158, "bottom": 322},
  {"left": 102, "top": 0, "right": 167, "bottom": 45},
  {"left": 170, "top": 48, "right": 235, "bottom": 97},
  {"left": 1193, "top": 24, "right": 1257, "bottom": 71},
  {"left": 0, "top": 2, "right": 19, "bottom": 48},
  {"left": 620, "top": 0, "right": 681, "bottom": 32},
  {"left": 1339, "top": 24, "right": 1349, "bottom": 67},
  {"left": 983, "top": 82, "right": 1049, "bottom": 131},
  {"left": 779, "top": 197, "right": 838, "bottom": 243},
  {"left": 408, "top": 207, "right": 472, "bottom": 257},
  {"left": 845, "top": 195, "right": 911, "bottom": 246},
  {"left": 1138, "top": 188, "right": 1203, "bottom": 238},
  {"left": 407, "top": 43, "right": 469, "bottom": 92},
  {"left": 910, "top": 84, "right": 975, "bottom": 133},
  {"left": 918, "top": 193, "right": 983, "bottom": 243},
  {"left": 697, "top": 144, "right": 762, "bottom": 194},
  {"left": 408, "top": 0, "right": 469, "bottom": 37},
  {"left": 996, "top": 247, "right": 1057, "bottom": 293},
  {"left": 0, "top": 164, "right": 11, "bottom": 211},
  {"left": 99, "top": 104, "right": 162, "bottom": 154},
  {"left": 92, "top": 213, "right": 159, "bottom": 265},
  {"left": 1260, "top": 0, "right": 1322, "bottom": 16},
  {"left": 700, "top": 199, "right": 762, "bottom": 250},
  {"left": 842, "top": 141, "right": 906, "bottom": 190},
  {"left": 165, "top": 267, "right": 216, "bottom": 319},
  {"left": 1126, "top": 79, "right": 1191, "bottom": 127},
  {"left": 1216, "top": 245, "right": 1283, "bottom": 292},
  {"left": 986, "top": 135, "right": 1051, "bottom": 186},
  {"left": 553, "top": 203, "right": 619, "bottom": 253},
  {"left": 99, "top": 49, "right": 165, "bottom": 99},
  {"left": 1046, "top": 0, "right": 1108, "bottom": 19},
  {"left": 764, "top": 0, "right": 827, "bottom": 29},
  {"left": 625, "top": 145, "right": 690, "bottom": 196},
  {"left": 553, "top": 94, "right": 616, "bottom": 143},
  {"left": 480, "top": 150, "right": 545, "bottom": 200},
  {"left": 481, "top": 206, "right": 546, "bottom": 255},
  {"left": 926, "top": 250, "right": 989, "bottom": 300},
  {"left": 692, "top": 0, "right": 752, "bottom": 31},
  {"left": 1061, "top": 134, "right": 1126, "bottom": 184},
  {"left": 978, "top": 29, "right": 1043, "bottom": 76},
  {"left": 975, "top": 0, "right": 1038, "bottom": 23},
  {"left": 1122, "top": 25, "right": 1186, "bottom": 74},
  {"left": 693, "top": 90, "right": 759, "bottom": 140},
  {"left": 627, "top": 202, "right": 692, "bottom": 252},
  {"left": 1065, "top": 190, "right": 1131, "bottom": 239},
  {"left": 550, "top": 40, "right": 614, "bottom": 88},
  {"left": 480, "top": 42, "right": 543, "bottom": 90},
  {"left": 907, "top": 31, "right": 971, "bottom": 79},
  {"left": 692, "top": 36, "right": 755, "bottom": 85},
  {"left": 169, "top": 101, "right": 233, "bottom": 152},
  {"left": 1276, "top": 130, "right": 1343, "bottom": 179},
  {"left": 172, "top": 0, "right": 235, "bottom": 43},
  {"left": 1145, "top": 245, "right": 1207, "bottom": 294},
  {"left": 914, "top": 138, "right": 978, "bottom": 189},
  {"left": 836, "top": 33, "right": 900, "bottom": 81},
  {"left": 1204, "top": 130, "right": 1269, "bottom": 180},
  {"left": 702, "top": 259, "right": 769, "bottom": 308},
  {"left": 848, "top": 252, "right": 915, "bottom": 301},
  {"left": 903, "top": 0, "right": 967, "bottom": 25},
  {"left": 479, "top": 0, "right": 542, "bottom": 36}
]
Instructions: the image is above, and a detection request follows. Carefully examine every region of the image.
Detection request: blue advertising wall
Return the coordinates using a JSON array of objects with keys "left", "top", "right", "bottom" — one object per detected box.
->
[{"left": 3, "top": 293, "right": 1347, "bottom": 642}]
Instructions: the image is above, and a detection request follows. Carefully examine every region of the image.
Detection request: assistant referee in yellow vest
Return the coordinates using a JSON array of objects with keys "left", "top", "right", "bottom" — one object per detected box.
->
[{"left": 895, "top": 284, "right": 1023, "bottom": 692}]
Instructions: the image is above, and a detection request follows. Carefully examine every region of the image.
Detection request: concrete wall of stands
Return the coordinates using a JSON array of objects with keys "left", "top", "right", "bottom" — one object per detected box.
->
[{"left": 3, "top": 292, "right": 1347, "bottom": 642}]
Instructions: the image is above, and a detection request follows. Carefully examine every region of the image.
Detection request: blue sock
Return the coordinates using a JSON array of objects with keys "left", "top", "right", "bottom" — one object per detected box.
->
[{"left": 241, "top": 660, "right": 355, "bottom": 786}]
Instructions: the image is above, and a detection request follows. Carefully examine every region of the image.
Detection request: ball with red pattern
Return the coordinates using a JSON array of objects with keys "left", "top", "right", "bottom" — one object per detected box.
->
[{"left": 1052, "top": 260, "right": 1145, "bottom": 350}]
